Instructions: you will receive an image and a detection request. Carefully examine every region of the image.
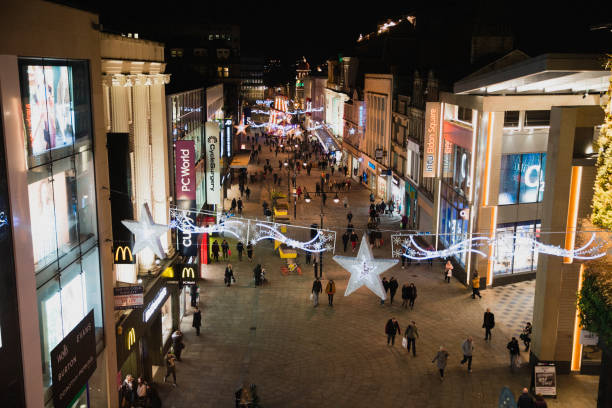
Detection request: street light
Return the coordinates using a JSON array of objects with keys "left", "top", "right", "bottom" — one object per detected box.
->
[{"left": 333, "top": 193, "right": 340, "bottom": 204}]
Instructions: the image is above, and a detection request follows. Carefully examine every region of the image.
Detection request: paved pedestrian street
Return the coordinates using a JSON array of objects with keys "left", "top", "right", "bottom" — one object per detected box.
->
[{"left": 158, "top": 133, "right": 597, "bottom": 407}]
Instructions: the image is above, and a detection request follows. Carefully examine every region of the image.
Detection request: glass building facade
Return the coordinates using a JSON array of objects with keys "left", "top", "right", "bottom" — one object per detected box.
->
[{"left": 18, "top": 58, "right": 104, "bottom": 402}]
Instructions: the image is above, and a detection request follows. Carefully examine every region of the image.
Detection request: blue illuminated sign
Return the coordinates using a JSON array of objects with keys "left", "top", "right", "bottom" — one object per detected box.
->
[
  {"left": 368, "top": 162, "right": 376, "bottom": 170},
  {"left": 0, "top": 212, "right": 7, "bottom": 229}
]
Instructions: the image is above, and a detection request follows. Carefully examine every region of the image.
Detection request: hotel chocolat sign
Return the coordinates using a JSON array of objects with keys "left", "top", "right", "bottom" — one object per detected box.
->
[
  {"left": 205, "top": 121, "right": 221, "bottom": 205},
  {"left": 423, "top": 102, "right": 440, "bottom": 178},
  {"left": 175, "top": 140, "right": 196, "bottom": 201},
  {"left": 51, "top": 310, "right": 97, "bottom": 408}
]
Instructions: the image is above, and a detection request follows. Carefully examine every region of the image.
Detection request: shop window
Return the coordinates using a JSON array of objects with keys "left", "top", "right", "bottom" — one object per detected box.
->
[
  {"left": 504, "top": 111, "right": 520, "bottom": 128},
  {"left": 498, "top": 153, "right": 546, "bottom": 205},
  {"left": 82, "top": 247, "right": 104, "bottom": 343},
  {"left": 524, "top": 110, "right": 550, "bottom": 127},
  {"left": 493, "top": 221, "right": 541, "bottom": 275},
  {"left": 161, "top": 296, "right": 173, "bottom": 343}
]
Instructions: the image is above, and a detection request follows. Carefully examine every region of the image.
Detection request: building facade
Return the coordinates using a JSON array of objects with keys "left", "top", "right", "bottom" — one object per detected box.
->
[{"left": 240, "top": 56, "right": 265, "bottom": 102}]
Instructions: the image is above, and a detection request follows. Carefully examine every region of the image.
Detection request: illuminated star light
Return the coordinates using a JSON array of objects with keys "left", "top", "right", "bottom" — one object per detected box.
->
[
  {"left": 333, "top": 235, "right": 398, "bottom": 300},
  {"left": 122, "top": 203, "right": 169, "bottom": 259},
  {"left": 234, "top": 115, "right": 249, "bottom": 136}
]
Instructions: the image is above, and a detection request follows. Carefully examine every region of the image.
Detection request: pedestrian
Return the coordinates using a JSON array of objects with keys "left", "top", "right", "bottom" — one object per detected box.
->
[
  {"left": 190, "top": 283, "right": 199, "bottom": 307},
  {"left": 120, "top": 375, "right": 136, "bottom": 407},
  {"left": 224, "top": 264, "right": 235, "bottom": 287},
  {"left": 231, "top": 197, "right": 237, "bottom": 212},
  {"left": 211, "top": 240, "right": 220, "bottom": 262},
  {"left": 507, "top": 337, "right": 521, "bottom": 371},
  {"left": 534, "top": 394, "right": 547, "bottom": 408},
  {"left": 322, "top": 192, "right": 327, "bottom": 206},
  {"left": 350, "top": 231, "right": 358, "bottom": 252},
  {"left": 347, "top": 222, "right": 355, "bottom": 235},
  {"left": 401, "top": 284, "right": 409, "bottom": 308},
  {"left": 312, "top": 278, "right": 322, "bottom": 307},
  {"left": 460, "top": 336, "right": 474, "bottom": 373},
  {"left": 221, "top": 239, "right": 229, "bottom": 260},
  {"left": 342, "top": 231, "right": 349, "bottom": 252},
  {"left": 401, "top": 214, "right": 408, "bottom": 229},
  {"left": 408, "top": 283, "right": 417, "bottom": 309},
  {"left": 471, "top": 273, "right": 482, "bottom": 299},
  {"left": 432, "top": 346, "right": 450, "bottom": 381},
  {"left": 385, "top": 317, "right": 401, "bottom": 345},
  {"left": 313, "top": 259, "right": 319, "bottom": 278},
  {"left": 247, "top": 243, "right": 254, "bottom": 261},
  {"left": 347, "top": 211, "right": 353, "bottom": 223},
  {"left": 388, "top": 277, "right": 399, "bottom": 305},
  {"left": 483, "top": 308, "right": 495, "bottom": 341},
  {"left": 245, "top": 186, "right": 251, "bottom": 200},
  {"left": 520, "top": 322, "right": 533, "bottom": 351},
  {"left": 305, "top": 251, "right": 311, "bottom": 264},
  {"left": 192, "top": 306, "right": 202, "bottom": 336},
  {"left": 445, "top": 260, "right": 453, "bottom": 283},
  {"left": 517, "top": 388, "right": 534, "bottom": 408},
  {"left": 136, "top": 377, "right": 149, "bottom": 407},
  {"left": 325, "top": 279, "right": 336, "bottom": 306},
  {"left": 164, "top": 351, "right": 177, "bottom": 385},
  {"left": 171, "top": 330, "right": 184, "bottom": 361},
  {"left": 236, "top": 241, "right": 244, "bottom": 261},
  {"left": 296, "top": 186, "right": 302, "bottom": 200},
  {"left": 404, "top": 321, "right": 419, "bottom": 356},
  {"left": 237, "top": 198, "right": 243, "bottom": 214},
  {"left": 381, "top": 277, "right": 389, "bottom": 305},
  {"left": 369, "top": 192, "right": 374, "bottom": 202}
]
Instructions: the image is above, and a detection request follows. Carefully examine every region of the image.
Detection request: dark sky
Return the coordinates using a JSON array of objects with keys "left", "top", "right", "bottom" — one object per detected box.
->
[{"left": 66, "top": 0, "right": 612, "bottom": 64}]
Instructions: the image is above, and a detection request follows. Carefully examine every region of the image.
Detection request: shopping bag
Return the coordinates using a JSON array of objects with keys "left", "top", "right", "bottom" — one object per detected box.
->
[
  {"left": 402, "top": 337, "right": 408, "bottom": 349},
  {"left": 515, "top": 355, "right": 522, "bottom": 368},
  {"left": 228, "top": 249, "right": 231, "bottom": 256},
  {"left": 310, "top": 293, "right": 314, "bottom": 301}
]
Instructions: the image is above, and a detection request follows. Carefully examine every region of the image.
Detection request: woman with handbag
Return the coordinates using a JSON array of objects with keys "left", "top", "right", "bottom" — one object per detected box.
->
[{"left": 225, "top": 264, "right": 235, "bottom": 287}]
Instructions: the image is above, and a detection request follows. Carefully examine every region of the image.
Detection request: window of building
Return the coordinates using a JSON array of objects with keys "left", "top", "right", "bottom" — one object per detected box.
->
[
  {"left": 457, "top": 106, "right": 472, "bottom": 123},
  {"left": 504, "top": 111, "right": 520, "bottom": 128},
  {"left": 223, "top": 67, "right": 229, "bottom": 77},
  {"left": 193, "top": 48, "right": 207, "bottom": 57},
  {"left": 524, "top": 110, "right": 550, "bottom": 127},
  {"left": 406, "top": 149, "right": 419, "bottom": 182},
  {"left": 208, "top": 34, "right": 213, "bottom": 40},
  {"left": 498, "top": 153, "right": 546, "bottom": 205},
  {"left": 217, "top": 66, "right": 223, "bottom": 78},
  {"left": 494, "top": 220, "right": 541, "bottom": 275}
]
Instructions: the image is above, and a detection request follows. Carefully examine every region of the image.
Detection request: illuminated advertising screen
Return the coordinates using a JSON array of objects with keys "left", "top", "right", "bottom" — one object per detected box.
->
[{"left": 22, "top": 65, "right": 75, "bottom": 156}]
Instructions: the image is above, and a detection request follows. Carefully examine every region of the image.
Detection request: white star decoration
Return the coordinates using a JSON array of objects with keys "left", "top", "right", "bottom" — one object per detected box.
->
[
  {"left": 234, "top": 116, "right": 249, "bottom": 136},
  {"left": 121, "top": 203, "right": 169, "bottom": 259},
  {"left": 333, "top": 235, "right": 398, "bottom": 300}
]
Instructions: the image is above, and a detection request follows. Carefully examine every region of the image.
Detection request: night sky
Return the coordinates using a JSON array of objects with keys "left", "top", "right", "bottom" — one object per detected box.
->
[{"left": 62, "top": 0, "right": 611, "bottom": 65}]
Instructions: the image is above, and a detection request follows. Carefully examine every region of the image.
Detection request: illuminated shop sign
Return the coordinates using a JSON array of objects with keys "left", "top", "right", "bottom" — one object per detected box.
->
[
  {"left": 368, "top": 162, "right": 376, "bottom": 170},
  {"left": 423, "top": 102, "right": 441, "bottom": 178},
  {"left": 175, "top": 140, "right": 195, "bottom": 201},
  {"left": 114, "top": 245, "right": 134, "bottom": 265},
  {"left": 143, "top": 287, "right": 168, "bottom": 322},
  {"left": 127, "top": 328, "right": 136, "bottom": 350},
  {"left": 205, "top": 122, "right": 221, "bottom": 205}
]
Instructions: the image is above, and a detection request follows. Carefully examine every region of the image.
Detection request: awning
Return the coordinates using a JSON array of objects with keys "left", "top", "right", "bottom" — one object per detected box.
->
[
  {"left": 315, "top": 128, "right": 341, "bottom": 152},
  {"left": 230, "top": 152, "right": 251, "bottom": 168}
]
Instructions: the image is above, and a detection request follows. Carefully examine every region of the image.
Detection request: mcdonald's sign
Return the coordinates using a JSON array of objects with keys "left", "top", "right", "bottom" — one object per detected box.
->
[
  {"left": 177, "top": 263, "right": 199, "bottom": 285},
  {"left": 127, "top": 328, "right": 136, "bottom": 350},
  {"left": 114, "top": 245, "right": 135, "bottom": 264}
]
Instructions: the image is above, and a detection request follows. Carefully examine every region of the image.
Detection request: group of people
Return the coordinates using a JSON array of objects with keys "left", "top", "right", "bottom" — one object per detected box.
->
[
  {"left": 211, "top": 240, "right": 254, "bottom": 263},
  {"left": 120, "top": 375, "right": 161, "bottom": 408},
  {"left": 311, "top": 277, "right": 336, "bottom": 306}
]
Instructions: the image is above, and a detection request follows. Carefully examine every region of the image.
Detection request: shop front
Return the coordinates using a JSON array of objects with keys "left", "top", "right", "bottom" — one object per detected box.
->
[
  {"left": 377, "top": 175, "right": 388, "bottom": 200},
  {"left": 390, "top": 175, "right": 404, "bottom": 215},
  {"left": 351, "top": 155, "right": 361, "bottom": 180},
  {"left": 405, "top": 183, "right": 418, "bottom": 229}
]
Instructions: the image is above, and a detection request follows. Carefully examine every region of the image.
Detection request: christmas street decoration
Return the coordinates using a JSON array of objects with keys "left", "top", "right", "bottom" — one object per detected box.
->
[
  {"left": 250, "top": 222, "right": 335, "bottom": 253},
  {"left": 122, "top": 203, "right": 168, "bottom": 259},
  {"left": 334, "top": 235, "right": 398, "bottom": 300},
  {"left": 234, "top": 115, "right": 249, "bottom": 136}
]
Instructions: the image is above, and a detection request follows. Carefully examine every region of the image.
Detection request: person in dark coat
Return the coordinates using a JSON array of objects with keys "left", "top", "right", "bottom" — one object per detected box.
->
[
  {"left": 224, "top": 264, "right": 235, "bottom": 287},
  {"left": 237, "top": 198, "right": 243, "bottom": 214},
  {"left": 408, "top": 283, "right": 417, "bottom": 309},
  {"left": 192, "top": 306, "right": 202, "bottom": 336},
  {"left": 311, "top": 278, "right": 322, "bottom": 307},
  {"left": 236, "top": 241, "right": 244, "bottom": 261},
  {"left": 388, "top": 277, "right": 399, "bottom": 305},
  {"left": 385, "top": 317, "right": 401, "bottom": 345},
  {"left": 247, "top": 243, "right": 254, "bottom": 261},
  {"left": 342, "top": 231, "right": 349, "bottom": 252},
  {"left": 221, "top": 240, "right": 230, "bottom": 260},
  {"left": 517, "top": 388, "right": 534, "bottom": 408},
  {"left": 401, "top": 284, "right": 409, "bottom": 309},
  {"left": 254, "top": 264, "right": 263, "bottom": 286},
  {"left": 347, "top": 211, "right": 353, "bottom": 223},
  {"left": 171, "top": 330, "right": 184, "bottom": 361},
  {"left": 507, "top": 337, "right": 521, "bottom": 371},
  {"left": 231, "top": 198, "right": 237, "bottom": 212},
  {"left": 190, "top": 283, "right": 199, "bottom": 307},
  {"left": 483, "top": 308, "right": 495, "bottom": 341},
  {"left": 211, "top": 240, "right": 220, "bottom": 262},
  {"left": 381, "top": 277, "right": 389, "bottom": 305},
  {"left": 305, "top": 251, "right": 311, "bottom": 264}
]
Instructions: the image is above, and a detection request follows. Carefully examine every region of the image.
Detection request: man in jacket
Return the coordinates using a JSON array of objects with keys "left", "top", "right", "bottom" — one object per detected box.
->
[
  {"left": 408, "top": 283, "right": 417, "bottom": 309},
  {"left": 224, "top": 264, "right": 235, "bottom": 287},
  {"left": 471, "top": 273, "right": 482, "bottom": 299},
  {"left": 385, "top": 317, "right": 401, "bottom": 345},
  {"left": 517, "top": 388, "right": 535, "bottom": 408},
  {"left": 211, "top": 240, "right": 220, "bottom": 262},
  {"left": 507, "top": 337, "right": 521, "bottom": 371},
  {"left": 236, "top": 241, "right": 244, "bottom": 261},
  {"left": 381, "top": 277, "right": 389, "bottom": 305},
  {"left": 325, "top": 279, "right": 336, "bottom": 306},
  {"left": 192, "top": 306, "right": 202, "bottom": 336},
  {"left": 171, "top": 330, "right": 184, "bottom": 361},
  {"left": 342, "top": 231, "right": 349, "bottom": 252},
  {"left": 460, "top": 336, "right": 474, "bottom": 372},
  {"left": 312, "top": 278, "right": 322, "bottom": 307},
  {"left": 401, "top": 284, "right": 409, "bottom": 309},
  {"left": 164, "top": 352, "right": 177, "bottom": 385},
  {"left": 483, "top": 308, "right": 495, "bottom": 341},
  {"left": 388, "top": 277, "right": 399, "bottom": 305},
  {"left": 405, "top": 321, "right": 419, "bottom": 356}
]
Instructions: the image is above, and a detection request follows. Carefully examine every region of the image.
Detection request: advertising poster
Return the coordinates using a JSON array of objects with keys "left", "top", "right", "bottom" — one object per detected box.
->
[
  {"left": 113, "top": 286, "right": 144, "bottom": 310},
  {"left": 175, "top": 140, "right": 196, "bottom": 201},
  {"left": 22, "top": 65, "right": 75, "bottom": 156},
  {"left": 534, "top": 363, "right": 557, "bottom": 396},
  {"left": 51, "top": 310, "right": 97, "bottom": 408},
  {"left": 205, "top": 121, "right": 221, "bottom": 205}
]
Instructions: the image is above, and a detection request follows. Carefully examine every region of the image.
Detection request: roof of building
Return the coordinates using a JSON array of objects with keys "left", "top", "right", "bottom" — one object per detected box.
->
[{"left": 454, "top": 53, "right": 609, "bottom": 95}]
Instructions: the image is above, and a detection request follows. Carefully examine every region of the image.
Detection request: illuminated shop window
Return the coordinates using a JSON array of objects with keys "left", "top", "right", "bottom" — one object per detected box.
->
[{"left": 493, "top": 221, "right": 541, "bottom": 275}]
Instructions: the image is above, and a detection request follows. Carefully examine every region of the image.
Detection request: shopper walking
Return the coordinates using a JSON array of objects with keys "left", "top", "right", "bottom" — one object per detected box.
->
[
  {"left": 342, "top": 231, "right": 349, "bottom": 253},
  {"left": 534, "top": 394, "right": 547, "bottom": 408},
  {"left": 224, "top": 264, "right": 235, "bottom": 287},
  {"left": 211, "top": 240, "right": 220, "bottom": 262},
  {"left": 312, "top": 278, "right": 322, "bottom": 307},
  {"left": 192, "top": 306, "right": 202, "bottom": 336},
  {"left": 460, "top": 336, "right": 474, "bottom": 372},
  {"left": 325, "top": 279, "right": 336, "bottom": 306},
  {"left": 483, "top": 308, "right": 495, "bottom": 341},
  {"left": 246, "top": 243, "right": 254, "bottom": 261},
  {"left": 381, "top": 277, "right": 389, "bottom": 305},
  {"left": 521, "top": 322, "right": 533, "bottom": 351},
  {"left": 471, "top": 273, "right": 482, "bottom": 299},
  {"left": 385, "top": 317, "right": 401, "bottom": 345},
  {"left": 401, "top": 284, "right": 409, "bottom": 309},
  {"left": 347, "top": 211, "right": 353, "bottom": 223},
  {"left": 445, "top": 260, "right": 453, "bottom": 283},
  {"left": 313, "top": 259, "right": 319, "bottom": 279},
  {"left": 171, "top": 330, "right": 184, "bottom": 361},
  {"left": 190, "top": 283, "right": 199, "bottom": 307},
  {"left": 221, "top": 239, "right": 229, "bottom": 260},
  {"left": 404, "top": 321, "right": 419, "bottom": 356},
  {"left": 237, "top": 198, "right": 243, "bottom": 214},
  {"left": 350, "top": 231, "right": 358, "bottom": 252},
  {"left": 388, "top": 277, "right": 399, "bottom": 305},
  {"left": 164, "top": 352, "right": 177, "bottom": 385},
  {"left": 236, "top": 241, "right": 244, "bottom": 261},
  {"left": 517, "top": 388, "right": 534, "bottom": 408},
  {"left": 432, "top": 346, "right": 450, "bottom": 380},
  {"left": 507, "top": 337, "right": 521, "bottom": 371}
]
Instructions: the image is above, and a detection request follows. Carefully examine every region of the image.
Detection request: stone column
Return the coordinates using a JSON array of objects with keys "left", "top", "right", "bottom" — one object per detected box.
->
[{"left": 110, "top": 76, "right": 129, "bottom": 133}]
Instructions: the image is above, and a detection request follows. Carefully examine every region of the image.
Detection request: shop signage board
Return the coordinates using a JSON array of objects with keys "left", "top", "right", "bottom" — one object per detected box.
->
[
  {"left": 113, "top": 286, "right": 144, "bottom": 310},
  {"left": 423, "top": 102, "right": 441, "bottom": 178},
  {"left": 114, "top": 244, "right": 135, "bottom": 264},
  {"left": 580, "top": 330, "right": 599, "bottom": 346},
  {"left": 205, "top": 121, "right": 221, "bottom": 205},
  {"left": 177, "top": 263, "right": 200, "bottom": 285},
  {"left": 375, "top": 148, "right": 383, "bottom": 160},
  {"left": 144, "top": 287, "right": 168, "bottom": 322},
  {"left": 175, "top": 140, "right": 196, "bottom": 201},
  {"left": 534, "top": 363, "right": 557, "bottom": 396},
  {"left": 51, "top": 310, "right": 97, "bottom": 408}
]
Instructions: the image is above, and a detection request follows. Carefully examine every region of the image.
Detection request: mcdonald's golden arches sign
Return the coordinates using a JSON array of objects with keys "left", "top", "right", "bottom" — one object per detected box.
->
[{"left": 114, "top": 245, "right": 135, "bottom": 264}]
